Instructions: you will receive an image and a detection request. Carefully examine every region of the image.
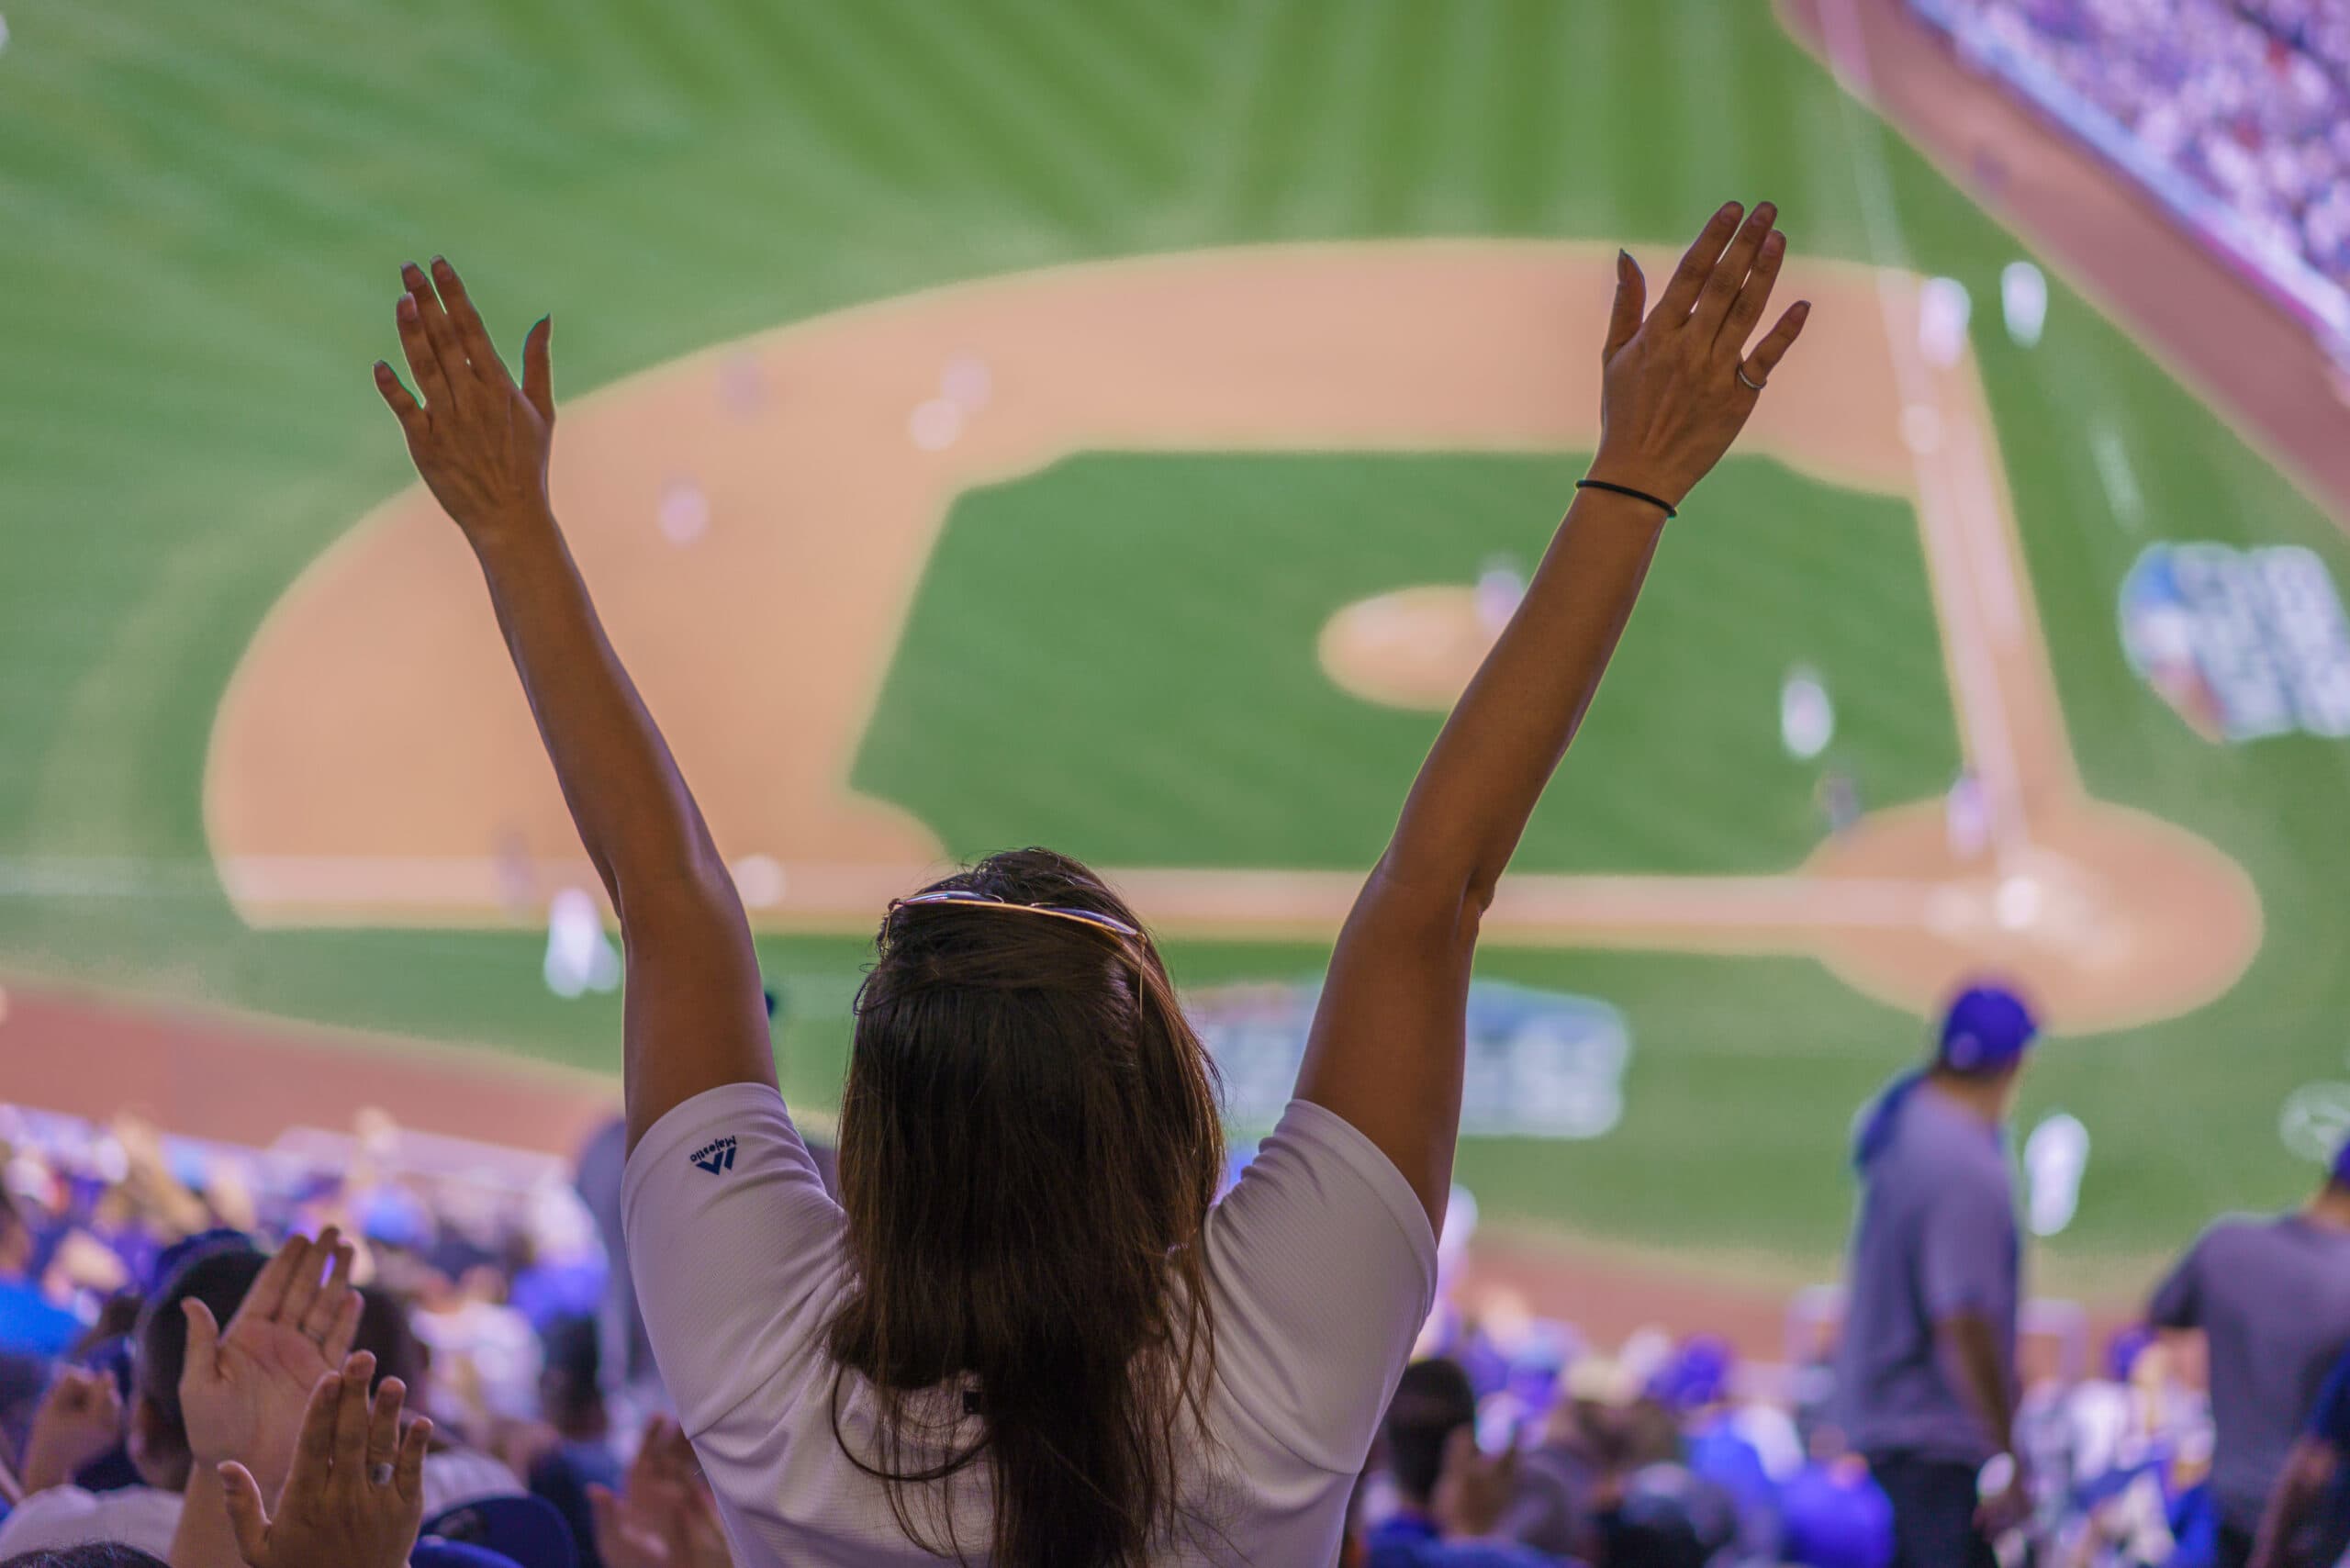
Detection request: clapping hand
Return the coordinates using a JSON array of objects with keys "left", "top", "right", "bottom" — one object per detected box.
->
[
  {"left": 1587, "top": 200, "right": 1811, "bottom": 509},
  {"left": 375, "top": 257, "right": 555, "bottom": 536},
  {"left": 590, "top": 1417, "right": 733, "bottom": 1568},
  {"left": 21, "top": 1364, "right": 125, "bottom": 1493},
  {"left": 218, "top": 1353, "right": 431, "bottom": 1568},
  {"left": 180, "top": 1228, "right": 362, "bottom": 1494}
]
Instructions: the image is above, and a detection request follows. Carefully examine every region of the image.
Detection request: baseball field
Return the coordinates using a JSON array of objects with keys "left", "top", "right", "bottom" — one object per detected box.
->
[{"left": 6, "top": 0, "right": 2350, "bottom": 1312}]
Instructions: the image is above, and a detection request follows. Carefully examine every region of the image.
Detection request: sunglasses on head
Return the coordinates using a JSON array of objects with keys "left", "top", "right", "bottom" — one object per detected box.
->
[{"left": 887, "top": 887, "right": 1142, "bottom": 940}]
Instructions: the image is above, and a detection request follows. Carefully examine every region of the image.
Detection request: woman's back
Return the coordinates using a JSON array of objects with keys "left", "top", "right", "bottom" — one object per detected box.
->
[
  {"left": 622, "top": 1081, "right": 1437, "bottom": 1564},
  {"left": 381, "top": 201, "right": 1807, "bottom": 1563}
]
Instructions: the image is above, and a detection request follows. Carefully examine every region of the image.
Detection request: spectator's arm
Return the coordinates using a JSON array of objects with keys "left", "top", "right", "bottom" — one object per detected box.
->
[
  {"left": 1934, "top": 1312, "right": 2019, "bottom": 1459},
  {"left": 1297, "top": 201, "right": 1810, "bottom": 1226},
  {"left": 172, "top": 1461, "right": 249, "bottom": 1568},
  {"left": 2248, "top": 1434, "right": 2337, "bottom": 1568},
  {"left": 375, "top": 262, "right": 770, "bottom": 1152}
]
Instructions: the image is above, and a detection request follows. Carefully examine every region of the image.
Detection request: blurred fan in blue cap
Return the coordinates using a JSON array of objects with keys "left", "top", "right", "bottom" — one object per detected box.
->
[{"left": 1834, "top": 980, "right": 2038, "bottom": 1568}]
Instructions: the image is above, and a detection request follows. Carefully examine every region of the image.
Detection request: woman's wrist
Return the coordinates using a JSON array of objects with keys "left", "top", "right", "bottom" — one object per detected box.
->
[{"left": 1583, "top": 452, "right": 1692, "bottom": 510}]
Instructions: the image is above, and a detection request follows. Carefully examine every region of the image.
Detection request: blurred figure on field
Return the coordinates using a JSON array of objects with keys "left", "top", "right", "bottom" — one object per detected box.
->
[
  {"left": 2151, "top": 1138, "right": 2350, "bottom": 1568},
  {"left": 1835, "top": 984, "right": 2039, "bottom": 1568}
]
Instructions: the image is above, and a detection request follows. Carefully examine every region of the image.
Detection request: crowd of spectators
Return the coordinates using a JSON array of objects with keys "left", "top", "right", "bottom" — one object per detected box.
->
[
  {"left": 0, "top": 1095, "right": 2333, "bottom": 1568},
  {"left": 1930, "top": 0, "right": 2350, "bottom": 306}
]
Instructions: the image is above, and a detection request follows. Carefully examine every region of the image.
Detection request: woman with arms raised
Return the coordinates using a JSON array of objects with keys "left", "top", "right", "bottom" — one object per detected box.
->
[{"left": 373, "top": 199, "right": 1806, "bottom": 1566}]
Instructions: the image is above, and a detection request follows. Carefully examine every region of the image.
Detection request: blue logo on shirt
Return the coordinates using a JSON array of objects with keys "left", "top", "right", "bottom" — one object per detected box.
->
[{"left": 689, "top": 1136, "right": 738, "bottom": 1174}]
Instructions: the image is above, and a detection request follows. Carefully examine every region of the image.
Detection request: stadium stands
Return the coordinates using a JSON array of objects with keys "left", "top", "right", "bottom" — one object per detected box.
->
[
  {"left": 1911, "top": 0, "right": 2350, "bottom": 349},
  {"left": 0, "top": 1098, "right": 2265, "bottom": 1568}
]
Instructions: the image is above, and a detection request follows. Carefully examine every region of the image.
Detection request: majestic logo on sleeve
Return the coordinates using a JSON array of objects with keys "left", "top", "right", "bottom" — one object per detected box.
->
[{"left": 689, "top": 1136, "right": 739, "bottom": 1174}]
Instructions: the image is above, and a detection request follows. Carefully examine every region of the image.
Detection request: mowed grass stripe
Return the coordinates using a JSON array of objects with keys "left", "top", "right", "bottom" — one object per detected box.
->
[
  {"left": 1358, "top": 0, "right": 1449, "bottom": 236},
  {"left": 1485, "top": 0, "right": 1566, "bottom": 234},
  {"left": 830, "top": 2, "right": 1111, "bottom": 238},
  {"left": 982, "top": 0, "right": 1203, "bottom": 200},
  {"left": 1210, "top": 0, "right": 1327, "bottom": 234}
]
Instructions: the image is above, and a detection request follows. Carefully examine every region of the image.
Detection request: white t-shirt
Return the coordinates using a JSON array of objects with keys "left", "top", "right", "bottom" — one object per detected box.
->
[
  {"left": 0, "top": 1450, "right": 523, "bottom": 1559},
  {"left": 624, "top": 1084, "right": 1438, "bottom": 1565}
]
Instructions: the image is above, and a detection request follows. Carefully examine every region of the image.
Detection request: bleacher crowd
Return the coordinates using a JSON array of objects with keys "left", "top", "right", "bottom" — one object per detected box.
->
[
  {"left": 1936, "top": 0, "right": 2350, "bottom": 292},
  {"left": 3, "top": 186, "right": 2336, "bottom": 1568},
  {"left": 2, "top": 1091, "right": 2348, "bottom": 1568}
]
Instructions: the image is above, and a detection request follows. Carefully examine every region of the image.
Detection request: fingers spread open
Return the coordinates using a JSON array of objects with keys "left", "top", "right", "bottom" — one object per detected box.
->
[
  {"left": 1693, "top": 203, "right": 1776, "bottom": 331},
  {"left": 301, "top": 1238, "right": 354, "bottom": 1340},
  {"left": 1718, "top": 228, "right": 1787, "bottom": 354},
  {"left": 1656, "top": 202, "right": 1744, "bottom": 322},
  {"left": 333, "top": 1353, "right": 377, "bottom": 1467},
  {"left": 1603, "top": 252, "right": 1647, "bottom": 364},
  {"left": 243, "top": 1235, "right": 304, "bottom": 1323},
  {"left": 405, "top": 263, "right": 471, "bottom": 386},
  {"left": 181, "top": 1297, "right": 222, "bottom": 1377},
  {"left": 522, "top": 316, "right": 554, "bottom": 424},
  {"left": 280, "top": 1226, "right": 334, "bottom": 1326},
  {"left": 395, "top": 1417, "right": 431, "bottom": 1506},
  {"left": 291, "top": 1372, "right": 343, "bottom": 1489},
  {"left": 374, "top": 362, "right": 425, "bottom": 435},
  {"left": 218, "top": 1462, "right": 271, "bottom": 1561},
  {"left": 431, "top": 258, "right": 508, "bottom": 387},
  {"left": 319, "top": 1286, "right": 364, "bottom": 1368},
  {"left": 1743, "top": 299, "right": 1812, "bottom": 385},
  {"left": 367, "top": 1376, "right": 408, "bottom": 1473},
  {"left": 396, "top": 291, "right": 453, "bottom": 409}
]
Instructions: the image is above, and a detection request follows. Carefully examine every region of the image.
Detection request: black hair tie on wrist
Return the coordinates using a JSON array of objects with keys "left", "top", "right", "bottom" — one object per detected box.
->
[{"left": 1575, "top": 477, "right": 1677, "bottom": 519}]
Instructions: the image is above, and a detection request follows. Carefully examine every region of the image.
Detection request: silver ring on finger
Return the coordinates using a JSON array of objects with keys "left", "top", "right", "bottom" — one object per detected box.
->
[
  {"left": 1737, "top": 364, "right": 1767, "bottom": 392},
  {"left": 370, "top": 1463, "right": 395, "bottom": 1486}
]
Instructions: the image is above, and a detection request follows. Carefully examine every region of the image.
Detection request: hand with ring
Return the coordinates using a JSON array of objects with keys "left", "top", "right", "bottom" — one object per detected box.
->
[
  {"left": 1585, "top": 199, "right": 1811, "bottom": 510},
  {"left": 218, "top": 1354, "right": 431, "bottom": 1568},
  {"left": 179, "top": 1228, "right": 364, "bottom": 1497}
]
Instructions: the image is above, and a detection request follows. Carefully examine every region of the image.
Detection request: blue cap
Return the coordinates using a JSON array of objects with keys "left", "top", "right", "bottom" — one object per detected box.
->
[
  {"left": 1939, "top": 984, "right": 2037, "bottom": 1075},
  {"left": 1648, "top": 1335, "right": 1734, "bottom": 1412},
  {"left": 2333, "top": 1137, "right": 2350, "bottom": 1188},
  {"left": 422, "top": 1496, "right": 578, "bottom": 1568}
]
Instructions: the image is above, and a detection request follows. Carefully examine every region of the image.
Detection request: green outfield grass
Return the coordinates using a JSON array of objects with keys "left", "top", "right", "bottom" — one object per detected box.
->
[
  {"left": 6, "top": 0, "right": 2350, "bottom": 1273},
  {"left": 858, "top": 451, "right": 1956, "bottom": 875}
]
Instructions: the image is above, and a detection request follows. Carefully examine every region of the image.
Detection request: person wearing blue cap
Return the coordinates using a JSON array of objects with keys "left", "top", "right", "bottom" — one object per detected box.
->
[
  {"left": 2149, "top": 1136, "right": 2350, "bottom": 1568},
  {"left": 1833, "top": 982, "right": 2038, "bottom": 1568}
]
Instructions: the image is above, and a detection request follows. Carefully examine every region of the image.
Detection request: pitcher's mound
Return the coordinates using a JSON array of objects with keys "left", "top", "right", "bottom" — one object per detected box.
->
[{"left": 1320, "top": 586, "right": 1506, "bottom": 711}]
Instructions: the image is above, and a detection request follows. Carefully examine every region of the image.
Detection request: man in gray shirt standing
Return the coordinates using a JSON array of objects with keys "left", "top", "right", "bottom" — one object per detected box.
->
[
  {"left": 2151, "top": 1138, "right": 2350, "bottom": 1568},
  {"left": 1836, "top": 984, "right": 2038, "bottom": 1568}
]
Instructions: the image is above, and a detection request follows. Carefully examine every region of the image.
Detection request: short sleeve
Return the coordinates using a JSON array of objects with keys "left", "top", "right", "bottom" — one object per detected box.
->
[
  {"left": 2311, "top": 1348, "right": 2350, "bottom": 1450},
  {"left": 623, "top": 1081, "right": 850, "bottom": 1439},
  {"left": 2146, "top": 1233, "right": 2206, "bottom": 1330},
  {"left": 1203, "top": 1100, "right": 1439, "bottom": 1474},
  {"left": 1917, "top": 1170, "right": 2014, "bottom": 1322},
  {"left": 0, "top": 1488, "right": 103, "bottom": 1555}
]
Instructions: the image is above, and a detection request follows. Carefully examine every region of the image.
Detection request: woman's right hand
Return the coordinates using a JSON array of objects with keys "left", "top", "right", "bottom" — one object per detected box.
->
[{"left": 1586, "top": 200, "right": 1810, "bottom": 509}]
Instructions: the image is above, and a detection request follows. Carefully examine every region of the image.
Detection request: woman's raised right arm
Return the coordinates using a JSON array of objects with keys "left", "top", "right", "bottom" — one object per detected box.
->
[{"left": 376, "top": 260, "right": 771, "bottom": 1152}]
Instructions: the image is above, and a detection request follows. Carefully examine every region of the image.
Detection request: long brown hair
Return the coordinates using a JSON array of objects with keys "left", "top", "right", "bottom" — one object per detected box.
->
[{"left": 829, "top": 848, "right": 1227, "bottom": 1565}]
